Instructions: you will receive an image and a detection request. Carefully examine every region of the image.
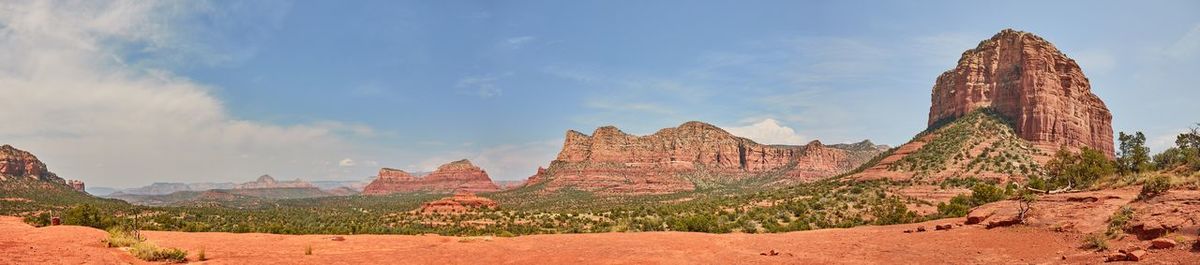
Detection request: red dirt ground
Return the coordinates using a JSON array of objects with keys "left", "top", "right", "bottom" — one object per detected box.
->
[{"left": 4, "top": 215, "right": 1196, "bottom": 265}]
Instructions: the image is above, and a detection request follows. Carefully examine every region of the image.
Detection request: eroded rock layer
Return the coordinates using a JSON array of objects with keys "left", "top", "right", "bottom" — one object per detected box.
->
[
  {"left": 363, "top": 159, "right": 500, "bottom": 195},
  {"left": 928, "top": 29, "right": 1113, "bottom": 158},
  {"left": 529, "top": 122, "right": 887, "bottom": 194},
  {"left": 0, "top": 145, "right": 63, "bottom": 183}
]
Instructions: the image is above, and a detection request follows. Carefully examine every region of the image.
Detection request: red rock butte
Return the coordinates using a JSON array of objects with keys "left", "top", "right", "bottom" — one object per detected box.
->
[
  {"left": 363, "top": 159, "right": 500, "bottom": 195},
  {"left": 928, "top": 29, "right": 1113, "bottom": 159},
  {"left": 0, "top": 144, "right": 63, "bottom": 183},
  {"left": 525, "top": 121, "right": 887, "bottom": 194}
]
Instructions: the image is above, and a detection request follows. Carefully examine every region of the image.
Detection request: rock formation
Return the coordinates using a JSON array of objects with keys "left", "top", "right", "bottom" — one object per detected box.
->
[
  {"left": 0, "top": 145, "right": 63, "bottom": 183},
  {"left": 234, "top": 175, "right": 315, "bottom": 189},
  {"left": 927, "top": 29, "right": 1113, "bottom": 158},
  {"left": 67, "top": 180, "right": 85, "bottom": 192},
  {"left": 852, "top": 29, "right": 1116, "bottom": 184},
  {"left": 416, "top": 192, "right": 498, "bottom": 214},
  {"left": 529, "top": 122, "right": 887, "bottom": 194},
  {"left": 362, "top": 159, "right": 500, "bottom": 195}
]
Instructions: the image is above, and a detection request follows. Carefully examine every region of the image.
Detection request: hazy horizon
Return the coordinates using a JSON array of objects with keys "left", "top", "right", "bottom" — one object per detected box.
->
[{"left": 2, "top": 0, "right": 1198, "bottom": 187}]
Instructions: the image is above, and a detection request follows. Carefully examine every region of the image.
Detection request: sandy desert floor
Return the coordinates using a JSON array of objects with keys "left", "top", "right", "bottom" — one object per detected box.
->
[{"left": 3, "top": 213, "right": 1197, "bottom": 265}]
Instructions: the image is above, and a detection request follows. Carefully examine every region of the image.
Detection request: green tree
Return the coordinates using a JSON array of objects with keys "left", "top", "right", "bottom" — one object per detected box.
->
[
  {"left": 1117, "top": 131, "right": 1152, "bottom": 175},
  {"left": 1045, "top": 147, "right": 1115, "bottom": 189}
]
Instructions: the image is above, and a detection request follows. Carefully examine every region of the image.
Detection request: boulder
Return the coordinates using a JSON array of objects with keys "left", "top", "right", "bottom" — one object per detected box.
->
[{"left": 1149, "top": 238, "right": 1177, "bottom": 249}]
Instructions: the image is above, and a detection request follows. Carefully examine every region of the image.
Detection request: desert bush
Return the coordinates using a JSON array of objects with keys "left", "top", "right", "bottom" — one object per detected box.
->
[
  {"left": 1045, "top": 147, "right": 1115, "bottom": 189},
  {"left": 62, "top": 204, "right": 112, "bottom": 229},
  {"left": 1082, "top": 233, "right": 1109, "bottom": 251},
  {"left": 104, "top": 228, "right": 142, "bottom": 248},
  {"left": 1139, "top": 174, "right": 1172, "bottom": 199},
  {"left": 1106, "top": 206, "right": 1134, "bottom": 237},
  {"left": 130, "top": 242, "right": 187, "bottom": 262}
]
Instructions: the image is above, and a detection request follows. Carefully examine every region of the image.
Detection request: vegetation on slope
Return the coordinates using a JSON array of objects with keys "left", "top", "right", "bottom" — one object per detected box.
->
[{"left": 887, "top": 109, "right": 1045, "bottom": 181}]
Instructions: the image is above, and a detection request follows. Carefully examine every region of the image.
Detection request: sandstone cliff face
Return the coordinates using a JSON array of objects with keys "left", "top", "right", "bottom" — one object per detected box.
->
[
  {"left": 234, "top": 175, "right": 315, "bottom": 189},
  {"left": 928, "top": 29, "right": 1113, "bottom": 158},
  {"left": 0, "top": 145, "right": 63, "bottom": 183},
  {"left": 363, "top": 159, "right": 500, "bottom": 195},
  {"left": 533, "top": 122, "right": 887, "bottom": 194}
]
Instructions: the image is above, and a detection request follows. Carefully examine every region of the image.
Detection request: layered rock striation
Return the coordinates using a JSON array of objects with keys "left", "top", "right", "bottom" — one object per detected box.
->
[
  {"left": 527, "top": 122, "right": 887, "bottom": 194},
  {"left": 363, "top": 159, "right": 500, "bottom": 195},
  {"left": 852, "top": 29, "right": 1116, "bottom": 183},
  {"left": 0, "top": 145, "right": 63, "bottom": 183},
  {"left": 928, "top": 29, "right": 1113, "bottom": 158}
]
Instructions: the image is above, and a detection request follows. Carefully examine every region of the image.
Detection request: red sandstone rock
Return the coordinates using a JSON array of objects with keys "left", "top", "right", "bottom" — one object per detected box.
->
[
  {"left": 927, "top": 29, "right": 1113, "bottom": 159},
  {"left": 67, "top": 180, "right": 85, "bottom": 192},
  {"left": 537, "top": 122, "right": 886, "bottom": 194},
  {"left": 0, "top": 144, "right": 64, "bottom": 183},
  {"left": 417, "top": 192, "right": 498, "bottom": 214},
  {"left": 1150, "top": 238, "right": 1177, "bottom": 249},
  {"left": 363, "top": 159, "right": 500, "bottom": 195}
]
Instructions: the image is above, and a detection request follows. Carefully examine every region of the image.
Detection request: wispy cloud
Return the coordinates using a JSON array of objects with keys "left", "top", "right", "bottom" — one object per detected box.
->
[
  {"left": 455, "top": 72, "right": 512, "bottom": 98},
  {"left": 502, "top": 36, "right": 536, "bottom": 49}
]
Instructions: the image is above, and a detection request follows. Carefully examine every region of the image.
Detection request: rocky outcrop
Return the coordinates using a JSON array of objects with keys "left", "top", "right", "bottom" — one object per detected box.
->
[
  {"left": 234, "top": 175, "right": 315, "bottom": 189},
  {"left": 67, "top": 180, "right": 85, "bottom": 192},
  {"left": 533, "top": 122, "right": 887, "bottom": 194},
  {"left": 0, "top": 145, "right": 63, "bottom": 183},
  {"left": 416, "top": 192, "right": 498, "bottom": 214},
  {"left": 363, "top": 159, "right": 500, "bottom": 195},
  {"left": 928, "top": 29, "right": 1113, "bottom": 158}
]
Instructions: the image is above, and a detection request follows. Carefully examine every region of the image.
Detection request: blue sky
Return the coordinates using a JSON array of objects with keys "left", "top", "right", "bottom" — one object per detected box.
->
[{"left": 1, "top": 1, "right": 1198, "bottom": 187}]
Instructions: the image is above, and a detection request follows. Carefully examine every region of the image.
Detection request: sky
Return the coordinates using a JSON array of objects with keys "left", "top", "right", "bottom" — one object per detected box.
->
[{"left": 1, "top": 0, "right": 1198, "bottom": 188}]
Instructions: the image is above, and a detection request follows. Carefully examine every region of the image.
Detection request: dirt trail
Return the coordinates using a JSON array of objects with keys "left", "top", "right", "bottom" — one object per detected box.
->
[{"left": 0, "top": 216, "right": 142, "bottom": 265}]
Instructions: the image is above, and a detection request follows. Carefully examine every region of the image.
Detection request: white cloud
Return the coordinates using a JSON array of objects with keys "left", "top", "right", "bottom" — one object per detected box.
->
[
  {"left": 724, "top": 119, "right": 808, "bottom": 145},
  {"left": 502, "top": 36, "right": 536, "bottom": 49},
  {"left": 0, "top": 1, "right": 375, "bottom": 187},
  {"left": 338, "top": 158, "right": 356, "bottom": 167}
]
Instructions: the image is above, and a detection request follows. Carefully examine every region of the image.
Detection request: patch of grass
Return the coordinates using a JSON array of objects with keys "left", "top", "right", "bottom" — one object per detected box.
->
[
  {"left": 129, "top": 242, "right": 187, "bottom": 262},
  {"left": 197, "top": 247, "right": 206, "bottom": 261},
  {"left": 1082, "top": 233, "right": 1109, "bottom": 251},
  {"left": 104, "top": 228, "right": 141, "bottom": 248},
  {"left": 304, "top": 245, "right": 313, "bottom": 255},
  {"left": 1106, "top": 206, "right": 1134, "bottom": 238},
  {"left": 1139, "top": 174, "right": 1172, "bottom": 199}
]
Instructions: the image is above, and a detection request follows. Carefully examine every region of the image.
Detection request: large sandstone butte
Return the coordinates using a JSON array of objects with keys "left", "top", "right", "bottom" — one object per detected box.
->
[
  {"left": 363, "top": 159, "right": 500, "bottom": 195},
  {"left": 525, "top": 121, "right": 887, "bottom": 194},
  {"left": 0, "top": 144, "right": 63, "bottom": 183},
  {"left": 853, "top": 29, "right": 1115, "bottom": 183},
  {"left": 928, "top": 29, "right": 1113, "bottom": 158}
]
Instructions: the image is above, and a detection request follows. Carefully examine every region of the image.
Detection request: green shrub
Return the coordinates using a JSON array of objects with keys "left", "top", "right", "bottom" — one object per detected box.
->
[
  {"left": 1106, "top": 206, "right": 1134, "bottom": 237},
  {"left": 1045, "top": 147, "right": 1115, "bottom": 189},
  {"left": 1139, "top": 175, "right": 1172, "bottom": 199},
  {"left": 62, "top": 204, "right": 112, "bottom": 229},
  {"left": 1082, "top": 233, "right": 1109, "bottom": 251},
  {"left": 130, "top": 242, "right": 187, "bottom": 262},
  {"left": 104, "top": 228, "right": 142, "bottom": 248}
]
